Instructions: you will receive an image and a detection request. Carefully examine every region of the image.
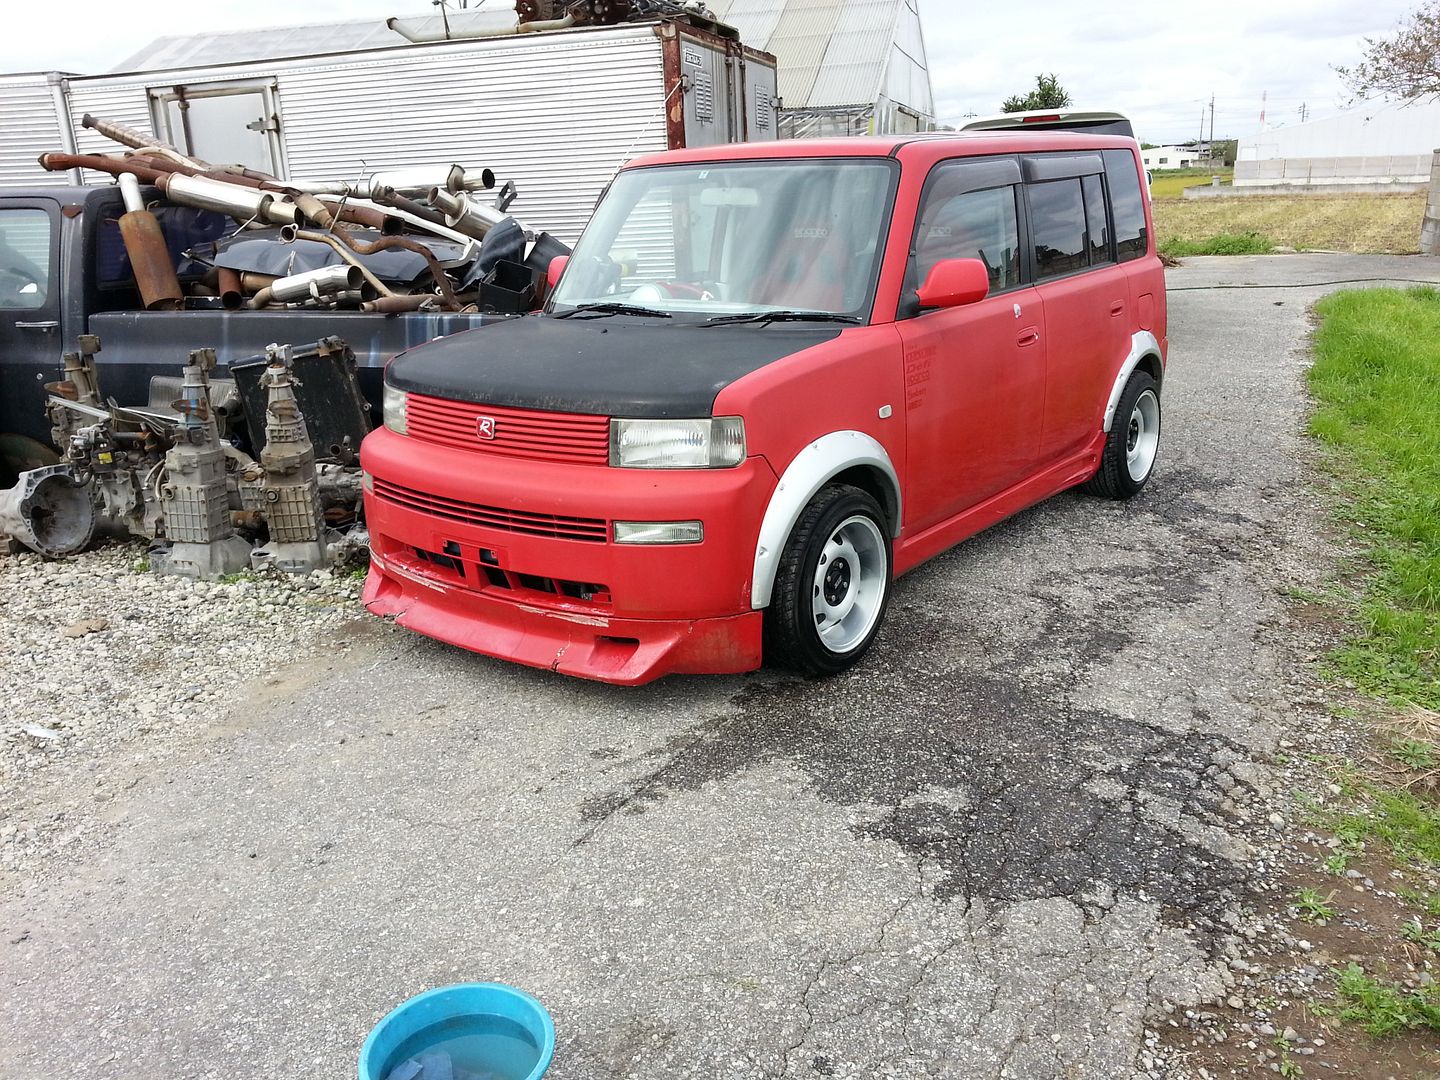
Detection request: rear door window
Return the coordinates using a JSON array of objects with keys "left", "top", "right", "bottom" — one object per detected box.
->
[
  {"left": 0, "top": 208, "right": 54, "bottom": 310},
  {"left": 1102, "top": 149, "right": 1148, "bottom": 262},
  {"left": 1027, "top": 179, "right": 1088, "bottom": 279}
]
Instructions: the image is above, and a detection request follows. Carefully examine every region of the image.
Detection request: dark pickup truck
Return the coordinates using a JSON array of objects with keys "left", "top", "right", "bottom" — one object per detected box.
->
[{"left": 0, "top": 185, "right": 489, "bottom": 479}]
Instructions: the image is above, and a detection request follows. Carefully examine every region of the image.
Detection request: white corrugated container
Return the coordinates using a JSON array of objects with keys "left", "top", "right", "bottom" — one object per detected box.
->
[
  {"left": 7, "top": 21, "right": 777, "bottom": 244},
  {"left": 0, "top": 74, "right": 72, "bottom": 187},
  {"left": 62, "top": 26, "right": 673, "bottom": 244}
]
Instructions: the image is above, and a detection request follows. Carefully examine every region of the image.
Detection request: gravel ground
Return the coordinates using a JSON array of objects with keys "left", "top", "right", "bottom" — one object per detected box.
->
[
  {"left": 0, "top": 543, "right": 362, "bottom": 873},
  {"left": 3, "top": 254, "right": 1440, "bottom": 1080}
]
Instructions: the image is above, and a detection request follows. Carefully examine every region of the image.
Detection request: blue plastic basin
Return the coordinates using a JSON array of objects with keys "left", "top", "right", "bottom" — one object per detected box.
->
[{"left": 358, "top": 982, "right": 555, "bottom": 1080}]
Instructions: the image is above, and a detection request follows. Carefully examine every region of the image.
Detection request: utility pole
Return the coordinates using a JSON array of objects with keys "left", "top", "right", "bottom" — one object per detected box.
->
[
  {"left": 1207, "top": 94, "right": 1215, "bottom": 160},
  {"left": 1198, "top": 108, "right": 1206, "bottom": 158},
  {"left": 1298, "top": 102, "right": 1309, "bottom": 123},
  {"left": 1259, "top": 90, "right": 1267, "bottom": 131}
]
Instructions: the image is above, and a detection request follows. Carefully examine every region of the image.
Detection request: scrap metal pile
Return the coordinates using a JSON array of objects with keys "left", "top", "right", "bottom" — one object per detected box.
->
[
  {"left": 39, "top": 113, "right": 570, "bottom": 314},
  {"left": 1, "top": 334, "right": 370, "bottom": 578},
  {"left": 1, "top": 111, "right": 591, "bottom": 576}
]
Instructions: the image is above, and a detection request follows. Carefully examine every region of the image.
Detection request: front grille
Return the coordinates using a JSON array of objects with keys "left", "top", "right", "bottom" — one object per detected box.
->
[
  {"left": 372, "top": 477, "right": 608, "bottom": 543},
  {"left": 405, "top": 395, "right": 610, "bottom": 465}
]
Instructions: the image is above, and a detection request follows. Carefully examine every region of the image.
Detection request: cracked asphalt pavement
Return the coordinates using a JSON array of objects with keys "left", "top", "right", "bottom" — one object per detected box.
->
[{"left": 5, "top": 254, "right": 1440, "bottom": 1079}]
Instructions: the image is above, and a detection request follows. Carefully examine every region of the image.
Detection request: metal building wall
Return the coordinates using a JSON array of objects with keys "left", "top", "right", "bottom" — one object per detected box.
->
[
  {"left": 1235, "top": 99, "right": 1440, "bottom": 187},
  {"left": 61, "top": 26, "right": 672, "bottom": 244},
  {"left": 0, "top": 75, "right": 70, "bottom": 187}
]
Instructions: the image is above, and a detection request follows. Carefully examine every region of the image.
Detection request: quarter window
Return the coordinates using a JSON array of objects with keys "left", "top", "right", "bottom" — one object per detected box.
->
[
  {"left": 0, "top": 209, "right": 52, "bottom": 310},
  {"left": 1027, "top": 179, "right": 1088, "bottom": 279},
  {"left": 1082, "top": 173, "right": 1110, "bottom": 264},
  {"left": 1103, "top": 149, "right": 1149, "bottom": 262}
]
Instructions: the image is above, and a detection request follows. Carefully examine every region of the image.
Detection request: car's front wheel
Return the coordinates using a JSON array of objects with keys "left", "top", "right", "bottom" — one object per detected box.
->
[{"left": 764, "top": 483, "right": 892, "bottom": 675}]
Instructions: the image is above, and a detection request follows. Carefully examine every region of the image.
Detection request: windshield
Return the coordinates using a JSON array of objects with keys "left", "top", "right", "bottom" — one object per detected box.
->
[{"left": 550, "top": 159, "right": 897, "bottom": 321}]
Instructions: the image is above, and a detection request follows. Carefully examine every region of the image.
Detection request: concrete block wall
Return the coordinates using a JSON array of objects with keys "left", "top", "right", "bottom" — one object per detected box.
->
[{"left": 1422, "top": 150, "right": 1440, "bottom": 256}]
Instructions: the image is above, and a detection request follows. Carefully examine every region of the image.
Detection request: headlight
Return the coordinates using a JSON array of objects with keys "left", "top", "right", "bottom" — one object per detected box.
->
[
  {"left": 609, "top": 417, "right": 745, "bottom": 469},
  {"left": 382, "top": 383, "right": 408, "bottom": 435}
]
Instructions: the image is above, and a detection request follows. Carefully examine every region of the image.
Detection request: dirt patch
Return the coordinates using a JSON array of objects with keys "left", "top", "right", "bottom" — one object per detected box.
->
[{"left": 1153, "top": 195, "right": 1426, "bottom": 255}]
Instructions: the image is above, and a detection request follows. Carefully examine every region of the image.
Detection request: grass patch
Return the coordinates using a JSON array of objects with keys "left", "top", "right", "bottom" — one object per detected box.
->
[
  {"left": 1294, "top": 886, "right": 1339, "bottom": 923},
  {"left": 1309, "top": 288, "right": 1440, "bottom": 710},
  {"left": 1153, "top": 193, "right": 1425, "bottom": 255},
  {"left": 1332, "top": 784, "right": 1440, "bottom": 867},
  {"left": 1158, "top": 230, "right": 1273, "bottom": 257},
  {"left": 1332, "top": 963, "right": 1440, "bottom": 1036}
]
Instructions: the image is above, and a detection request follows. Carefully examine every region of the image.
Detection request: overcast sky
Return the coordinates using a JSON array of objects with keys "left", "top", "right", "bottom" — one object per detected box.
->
[{"left": 0, "top": 0, "right": 1418, "bottom": 144}]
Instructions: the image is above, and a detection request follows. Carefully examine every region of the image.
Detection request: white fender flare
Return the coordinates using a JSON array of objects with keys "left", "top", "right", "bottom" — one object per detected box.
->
[
  {"left": 1102, "top": 330, "right": 1163, "bottom": 432},
  {"left": 751, "top": 430, "right": 901, "bottom": 610}
]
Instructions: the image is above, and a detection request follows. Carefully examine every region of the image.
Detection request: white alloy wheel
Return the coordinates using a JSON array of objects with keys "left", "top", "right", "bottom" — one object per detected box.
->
[
  {"left": 1125, "top": 388, "right": 1161, "bottom": 483},
  {"left": 811, "top": 514, "right": 888, "bottom": 654}
]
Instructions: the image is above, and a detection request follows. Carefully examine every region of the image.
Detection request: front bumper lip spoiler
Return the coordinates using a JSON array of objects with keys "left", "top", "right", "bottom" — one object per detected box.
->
[{"left": 362, "top": 551, "right": 763, "bottom": 686}]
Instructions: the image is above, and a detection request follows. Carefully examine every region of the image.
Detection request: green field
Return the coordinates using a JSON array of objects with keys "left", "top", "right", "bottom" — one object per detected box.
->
[{"left": 1147, "top": 167, "right": 1232, "bottom": 200}]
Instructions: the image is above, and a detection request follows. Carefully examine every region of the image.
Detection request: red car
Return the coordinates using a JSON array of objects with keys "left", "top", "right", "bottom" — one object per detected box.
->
[{"left": 360, "top": 132, "right": 1167, "bottom": 685}]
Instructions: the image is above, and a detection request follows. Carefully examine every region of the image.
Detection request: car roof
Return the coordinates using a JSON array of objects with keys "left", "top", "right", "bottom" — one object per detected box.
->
[{"left": 624, "top": 132, "right": 1140, "bottom": 170}]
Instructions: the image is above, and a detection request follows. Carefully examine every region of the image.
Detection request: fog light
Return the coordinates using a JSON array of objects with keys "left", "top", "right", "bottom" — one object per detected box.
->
[
  {"left": 613, "top": 520, "right": 703, "bottom": 545},
  {"left": 360, "top": 469, "right": 374, "bottom": 494}
]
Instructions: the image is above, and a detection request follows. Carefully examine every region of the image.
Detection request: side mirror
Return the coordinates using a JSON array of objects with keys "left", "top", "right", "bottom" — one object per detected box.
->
[
  {"left": 915, "top": 257, "right": 990, "bottom": 310},
  {"left": 547, "top": 254, "right": 569, "bottom": 290}
]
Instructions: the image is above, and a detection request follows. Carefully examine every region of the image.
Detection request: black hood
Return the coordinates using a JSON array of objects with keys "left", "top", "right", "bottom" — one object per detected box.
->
[{"left": 385, "top": 314, "right": 847, "bottom": 418}]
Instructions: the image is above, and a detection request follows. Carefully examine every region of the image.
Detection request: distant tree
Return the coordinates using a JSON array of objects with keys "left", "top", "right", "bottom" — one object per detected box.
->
[
  {"left": 1211, "top": 138, "right": 1238, "bottom": 166},
  {"left": 1140, "top": 141, "right": 1158, "bottom": 149},
  {"left": 1001, "top": 74, "right": 1073, "bottom": 113},
  {"left": 1337, "top": 0, "right": 1440, "bottom": 100}
]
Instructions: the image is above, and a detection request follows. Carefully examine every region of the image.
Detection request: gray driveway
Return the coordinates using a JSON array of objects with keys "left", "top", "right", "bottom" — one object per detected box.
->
[{"left": 4, "top": 254, "right": 1440, "bottom": 1080}]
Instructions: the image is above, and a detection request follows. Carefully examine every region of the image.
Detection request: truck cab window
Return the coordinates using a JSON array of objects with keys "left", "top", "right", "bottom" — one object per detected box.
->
[{"left": 0, "top": 209, "right": 52, "bottom": 310}]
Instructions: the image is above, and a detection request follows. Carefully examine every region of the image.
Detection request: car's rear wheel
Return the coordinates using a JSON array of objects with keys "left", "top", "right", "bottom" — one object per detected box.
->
[
  {"left": 1083, "top": 370, "right": 1161, "bottom": 499},
  {"left": 764, "top": 483, "right": 892, "bottom": 675}
]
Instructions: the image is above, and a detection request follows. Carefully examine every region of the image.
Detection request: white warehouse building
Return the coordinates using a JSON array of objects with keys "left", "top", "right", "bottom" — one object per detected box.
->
[
  {"left": 1236, "top": 99, "right": 1440, "bottom": 189},
  {"left": 707, "top": 0, "right": 934, "bottom": 136}
]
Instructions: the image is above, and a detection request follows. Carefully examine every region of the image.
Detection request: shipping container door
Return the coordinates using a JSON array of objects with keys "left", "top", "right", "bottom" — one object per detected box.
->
[{"left": 149, "top": 81, "right": 284, "bottom": 175}]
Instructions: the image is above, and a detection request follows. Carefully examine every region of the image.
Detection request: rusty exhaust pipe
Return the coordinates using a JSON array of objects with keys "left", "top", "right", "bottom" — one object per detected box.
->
[
  {"left": 39, "top": 152, "right": 167, "bottom": 184},
  {"left": 116, "top": 173, "right": 182, "bottom": 311},
  {"left": 361, "top": 294, "right": 436, "bottom": 313},
  {"left": 217, "top": 267, "right": 244, "bottom": 311}
]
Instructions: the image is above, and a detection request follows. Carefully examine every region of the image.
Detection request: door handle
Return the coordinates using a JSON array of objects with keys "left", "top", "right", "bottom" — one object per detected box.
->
[
  {"left": 15, "top": 320, "right": 59, "bottom": 330},
  {"left": 1109, "top": 301, "right": 1125, "bottom": 317},
  {"left": 1017, "top": 328, "right": 1040, "bottom": 347}
]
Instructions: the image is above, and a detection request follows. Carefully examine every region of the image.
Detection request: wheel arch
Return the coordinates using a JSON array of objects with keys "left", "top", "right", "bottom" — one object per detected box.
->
[
  {"left": 751, "top": 431, "right": 900, "bottom": 610},
  {"left": 1102, "top": 330, "right": 1163, "bottom": 433}
]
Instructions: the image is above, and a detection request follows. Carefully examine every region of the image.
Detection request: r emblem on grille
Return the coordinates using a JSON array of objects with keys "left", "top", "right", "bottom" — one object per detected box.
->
[{"left": 476, "top": 416, "right": 497, "bottom": 441}]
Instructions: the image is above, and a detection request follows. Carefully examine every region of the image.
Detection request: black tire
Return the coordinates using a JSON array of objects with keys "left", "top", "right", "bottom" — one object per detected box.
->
[
  {"left": 1082, "top": 370, "right": 1161, "bottom": 499},
  {"left": 764, "top": 483, "right": 892, "bottom": 676}
]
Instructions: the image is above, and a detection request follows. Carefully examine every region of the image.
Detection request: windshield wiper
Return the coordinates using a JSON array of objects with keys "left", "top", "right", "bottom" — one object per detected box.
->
[
  {"left": 700, "top": 310, "right": 863, "bottom": 327},
  {"left": 550, "top": 301, "right": 672, "bottom": 320}
]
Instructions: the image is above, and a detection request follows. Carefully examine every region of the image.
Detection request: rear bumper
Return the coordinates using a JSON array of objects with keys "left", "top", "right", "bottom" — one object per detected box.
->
[{"left": 358, "top": 426, "right": 774, "bottom": 685}]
